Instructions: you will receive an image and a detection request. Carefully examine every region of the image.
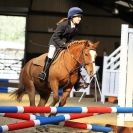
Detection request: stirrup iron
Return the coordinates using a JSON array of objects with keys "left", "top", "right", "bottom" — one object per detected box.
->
[{"left": 38, "top": 72, "right": 46, "bottom": 80}]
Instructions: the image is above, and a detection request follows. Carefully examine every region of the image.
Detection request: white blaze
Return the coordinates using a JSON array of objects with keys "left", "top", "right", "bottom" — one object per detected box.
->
[{"left": 90, "top": 50, "right": 96, "bottom": 74}]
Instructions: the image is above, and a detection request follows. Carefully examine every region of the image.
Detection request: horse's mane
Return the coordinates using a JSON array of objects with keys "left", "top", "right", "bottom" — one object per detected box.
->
[
  {"left": 68, "top": 40, "right": 92, "bottom": 48},
  {"left": 68, "top": 40, "right": 86, "bottom": 47}
]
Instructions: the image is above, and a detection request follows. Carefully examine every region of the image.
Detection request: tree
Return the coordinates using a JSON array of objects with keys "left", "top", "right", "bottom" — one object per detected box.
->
[{"left": 0, "top": 16, "right": 26, "bottom": 43}]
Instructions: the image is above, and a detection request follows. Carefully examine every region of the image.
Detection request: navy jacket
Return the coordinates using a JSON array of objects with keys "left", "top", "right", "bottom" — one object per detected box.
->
[{"left": 49, "top": 20, "right": 78, "bottom": 48}]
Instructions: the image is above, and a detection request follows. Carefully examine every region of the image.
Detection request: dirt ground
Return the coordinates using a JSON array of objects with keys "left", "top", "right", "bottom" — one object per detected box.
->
[{"left": 0, "top": 93, "right": 133, "bottom": 133}]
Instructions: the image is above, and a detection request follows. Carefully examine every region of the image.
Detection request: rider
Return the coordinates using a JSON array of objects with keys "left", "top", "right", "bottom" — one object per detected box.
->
[{"left": 38, "top": 7, "right": 83, "bottom": 81}]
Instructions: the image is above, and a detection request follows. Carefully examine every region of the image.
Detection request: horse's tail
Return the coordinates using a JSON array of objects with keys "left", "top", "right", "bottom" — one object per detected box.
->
[
  {"left": 12, "top": 83, "right": 25, "bottom": 102},
  {"left": 10, "top": 71, "right": 26, "bottom": 102}
]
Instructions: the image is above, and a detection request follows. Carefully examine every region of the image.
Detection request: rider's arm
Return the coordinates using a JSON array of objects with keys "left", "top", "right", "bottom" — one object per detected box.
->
[{"left": 52, "top": 23, "right": 67, "bottom": 48}]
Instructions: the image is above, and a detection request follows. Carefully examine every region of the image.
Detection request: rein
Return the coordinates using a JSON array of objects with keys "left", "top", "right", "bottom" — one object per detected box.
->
[
  {"left": 60, "top": 44, "right": 96, "bottom": 89},
  {"left": 52, "top": 43, "right": 96, "bottom": 89},
  {"left": 66, "top": 44, "right": 96, "bottom": 78}
]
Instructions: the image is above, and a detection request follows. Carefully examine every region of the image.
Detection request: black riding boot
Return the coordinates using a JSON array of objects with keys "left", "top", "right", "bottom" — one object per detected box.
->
[{"left": 38, "top": 56, "right": 52, "bottom": 80}]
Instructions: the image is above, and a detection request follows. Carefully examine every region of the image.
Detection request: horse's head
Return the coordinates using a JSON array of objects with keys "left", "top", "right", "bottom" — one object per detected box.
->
[
  {"left": 82, "top": 40, "right": 99, "bottom": 77},
  {"left": 67, "top": 40, "right": 99, "bottom": 77}
]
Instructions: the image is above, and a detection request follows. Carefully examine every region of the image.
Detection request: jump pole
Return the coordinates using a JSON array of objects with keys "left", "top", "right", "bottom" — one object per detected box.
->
[
  {"left": 0, "top": 113, "right": 112, "bottom": 133},
  {"left": 59, "top": 121, "right": 112, "bottom": 132},
  {"left": 0, "top": 106, "right": 133, "bottom": 113},
  {"left": 0, "top": 112, "right": 95, "bottom": 120}
]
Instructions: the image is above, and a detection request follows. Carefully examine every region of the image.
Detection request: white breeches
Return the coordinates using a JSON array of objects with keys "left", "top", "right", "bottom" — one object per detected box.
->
[{"left": 48, "top": 45, "right": 56, "bottom": 59}]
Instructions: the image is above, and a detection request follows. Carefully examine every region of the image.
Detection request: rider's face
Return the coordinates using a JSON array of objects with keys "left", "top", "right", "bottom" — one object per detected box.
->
[{"left": 72, "top": 15, "right": 82, "bottom": 24}]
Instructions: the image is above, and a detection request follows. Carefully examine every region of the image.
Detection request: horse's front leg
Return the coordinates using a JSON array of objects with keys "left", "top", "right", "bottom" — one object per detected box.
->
[
  {"left": 49, "top": 81, "right": 60, "bottom": 106},
  {"left": 50, "top": 91, "right": 59, "bottom": 106},
  {"left": 59, "top": 88, "right": 71, "bottom": 107}
]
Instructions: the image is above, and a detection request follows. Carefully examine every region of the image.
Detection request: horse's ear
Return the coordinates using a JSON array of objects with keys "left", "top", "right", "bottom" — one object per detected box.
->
[
  {"left": 94, "top": 41, "right": 100, "bottom": 48},
  {"left": 85, "top": 40, "right": 92, "bottom": 46},
  {"left": 85, "top": 40, "right": 99, "bottom": 48}
]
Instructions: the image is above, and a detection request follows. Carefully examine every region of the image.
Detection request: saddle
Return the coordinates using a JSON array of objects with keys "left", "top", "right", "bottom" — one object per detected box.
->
[{"left": 33, "top": 49, "right": 64, "bottom": 67}]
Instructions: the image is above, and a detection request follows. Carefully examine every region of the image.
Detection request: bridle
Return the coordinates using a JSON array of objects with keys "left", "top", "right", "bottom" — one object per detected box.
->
[
  {"left": 67, "top": 44, "right": 96, "bottom": 66},
  {"left": 60, "top": 43, "right": 96, "bottom": 89}
]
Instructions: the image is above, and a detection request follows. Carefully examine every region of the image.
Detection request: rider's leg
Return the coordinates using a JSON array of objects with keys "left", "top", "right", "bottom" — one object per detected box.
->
[{"left": 38, "top": 45, "right": 56, "bottom": 80}]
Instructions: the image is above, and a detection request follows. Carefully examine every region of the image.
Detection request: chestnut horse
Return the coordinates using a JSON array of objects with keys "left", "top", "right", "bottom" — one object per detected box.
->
[{"left": 12, "top": 40, "right": 98, "bottom": 107}]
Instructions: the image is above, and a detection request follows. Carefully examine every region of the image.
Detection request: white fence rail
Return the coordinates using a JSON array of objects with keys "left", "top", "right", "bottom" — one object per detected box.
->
[
  {"left": 0, "top": 49, "right": 23, "bottom": 79},
  {"left": 101, "top": 46, "right": 121, "bottom": 102},
  {"left": 101, "top": 24, "right": 133, "bottom": 125}
]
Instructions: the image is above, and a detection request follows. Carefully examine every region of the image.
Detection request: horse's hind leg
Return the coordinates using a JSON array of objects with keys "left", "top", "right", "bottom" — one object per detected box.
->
[
  {"left": 37, "top": 92, "right": 51, "bottom": 116},
  {"left": 26, "top": 81, "right": 36, "bottom": 106},
  {"left": 36, "top": 92, "right": 51, "bottom": 133},
  {"left": 38, "top": 91, "right": 51, "bottom": 107}
]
